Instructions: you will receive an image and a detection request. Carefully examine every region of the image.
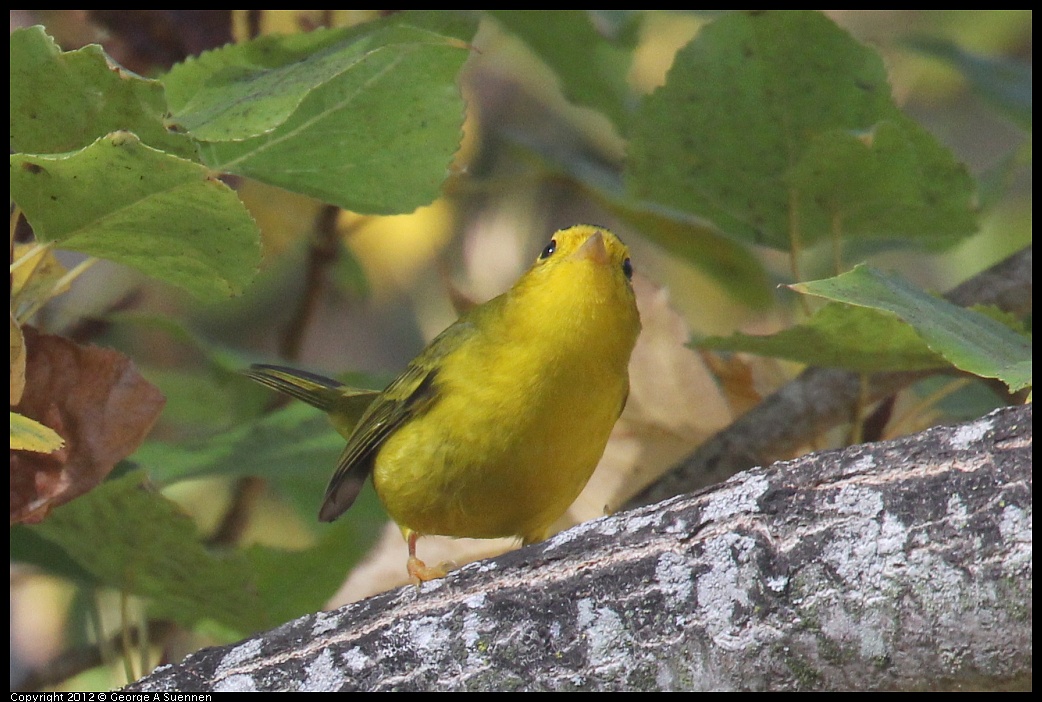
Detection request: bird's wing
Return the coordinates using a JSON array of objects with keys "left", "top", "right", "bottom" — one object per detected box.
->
[{"left": 317, "top": 320, "right": 478, "bottom": 522}]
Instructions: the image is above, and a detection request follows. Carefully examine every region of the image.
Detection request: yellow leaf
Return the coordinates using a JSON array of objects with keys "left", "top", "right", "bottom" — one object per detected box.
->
[
  {"left": 10, "top": 411, "right": 65, "bottom": 453},
  {"left": 11, "top": 243, "right": 70, "bottom": 321},
  {"left": 10, "top": 313, "right": 26, "bottom": 405}
]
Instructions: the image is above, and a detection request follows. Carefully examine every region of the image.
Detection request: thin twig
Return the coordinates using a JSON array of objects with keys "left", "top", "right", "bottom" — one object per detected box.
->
[{"left": 279, "top": 204, "right": 344, "bottom": 361}]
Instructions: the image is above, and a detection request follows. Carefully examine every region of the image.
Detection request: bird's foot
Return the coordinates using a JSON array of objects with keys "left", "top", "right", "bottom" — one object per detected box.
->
[{"left": 407, "top": 556, "right": 456, "bottom": 586}]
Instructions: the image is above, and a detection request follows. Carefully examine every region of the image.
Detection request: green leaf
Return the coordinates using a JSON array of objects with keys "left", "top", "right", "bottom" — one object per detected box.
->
[
  {"left": 504, "top": 132, "right": 773, "bottom": 308},
  {"left": 490, "top": 10, "right": 635, "bottom": 129},
  {"left": 133, "top": 394, "right": 389, "bottom": 523},
  {"left": 99, "top": 313, "right": 275, "bottom": 432},
  {"left": 164, "top": 19, "right": 473, "bottom": 213},
  {"left": 790, "top": 264, "right": 1032, "bottom": 391},
  {"left": 134, "top": 402, "right": 343, "bottom": 488},
  {"left": 9, "top": 26, "right": 196, "bottom": 158},
  {"left": 11, "top": 525, "right": 96, "bottom": 583},
  {"left": 788, "top": 120, "right": 978, "bottom": 248},
  {"left": 10, "top": 132, "right": 261, "bottom": 300},
  {"left": 905, "top": 35, "right": 1032, "bottom": 131},
  {"left": 700, "top": 302, "right": 948, "bottom": 372},
  {"left": 30, "top": 471, "right": 265, "bottom": 631},
  {"left": 131, "top": 408, "right": 388, "bottom": 625},
  {"left": 625, "top": 10, "right": 977, "bottom": 251},
  {"left": 145, "top": 368, "right": 253, "bottom": 433},
  {"left": 103, "top": 311, "right": 260, "bottom": 377},
  {"left": 601, "top": 198, "right": 773, "bottom": 309},
  {"left": 164, "top": 26, "right": 373, "bottom": 142}
]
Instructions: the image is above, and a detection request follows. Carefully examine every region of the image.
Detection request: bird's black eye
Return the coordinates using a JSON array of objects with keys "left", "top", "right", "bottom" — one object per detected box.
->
[
  {"left": 540, "top": 239, "right": 557, "bottom": 260},
  {"left": 622, "top": 258, "right": 633, "bottom": 280}
]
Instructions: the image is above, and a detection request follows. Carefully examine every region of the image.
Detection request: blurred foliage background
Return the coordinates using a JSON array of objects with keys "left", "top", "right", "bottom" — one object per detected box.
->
[{"left": 9, "top": 10, "right": 1031, "bottom": 691}]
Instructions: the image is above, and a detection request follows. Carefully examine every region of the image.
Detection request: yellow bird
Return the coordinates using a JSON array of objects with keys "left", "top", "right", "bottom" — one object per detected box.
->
[{"left": 244, "top": 225, "right": 641, "bottom": 583}]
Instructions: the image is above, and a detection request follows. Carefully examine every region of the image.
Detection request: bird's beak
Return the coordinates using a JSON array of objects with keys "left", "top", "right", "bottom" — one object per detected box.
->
[{"left": 574, "top": 230, "right": 610, "bottom": 265}]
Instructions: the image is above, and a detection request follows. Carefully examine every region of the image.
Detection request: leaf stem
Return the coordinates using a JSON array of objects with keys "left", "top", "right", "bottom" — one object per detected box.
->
[{"left": 279, "top": 204, "right": 346, "bottom": 361}]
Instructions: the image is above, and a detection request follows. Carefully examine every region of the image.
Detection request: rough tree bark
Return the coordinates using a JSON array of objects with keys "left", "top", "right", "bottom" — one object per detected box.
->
[{"left": 125, "top": 404, "right": 1031, "bottom": 692}]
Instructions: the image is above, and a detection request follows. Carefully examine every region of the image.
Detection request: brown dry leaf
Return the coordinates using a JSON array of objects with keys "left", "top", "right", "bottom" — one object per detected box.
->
[
  {"left": 331, "top": 274, "right": 735, "bottom": 604},
  {"left": 10, "top": 326, "right": 166, "bottom": 525},
  {"left": 699, "top": 348, "right": 765, "bottom": 417}
]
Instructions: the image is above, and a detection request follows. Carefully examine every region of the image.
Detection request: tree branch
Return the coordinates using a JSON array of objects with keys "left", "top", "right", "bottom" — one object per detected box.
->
[{"left": 125, "top": 404, "right": 1031, "bottom": 692}]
